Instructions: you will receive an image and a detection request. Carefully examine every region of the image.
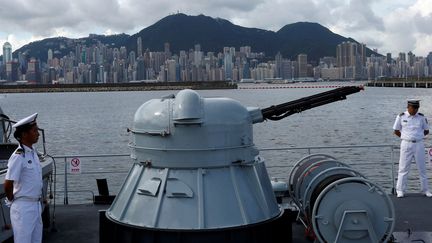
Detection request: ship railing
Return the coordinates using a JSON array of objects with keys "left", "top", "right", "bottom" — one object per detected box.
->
[
  {"left": 51, "top": 144, "right": 432, "bottom": 205},
  {"left": 52, "top": 154, "right": 130, "bottom": 205},
  {"left": 260, "top": 144, "right": 398, "bottom": 195}
]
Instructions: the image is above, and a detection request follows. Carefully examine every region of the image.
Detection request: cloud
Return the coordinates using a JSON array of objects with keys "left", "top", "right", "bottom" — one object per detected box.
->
[
  {"left": 411, "top": 0, "right": 432, "bottom": 16},
  {"left": 413, "top": 13, "right": 432, "bottom": 35},
  {"left": 328, "top": 0, "right": 385, "bottom": 32},
  {"left": 224, "top": 0, "right": 385, "bottom": 33},
  {"left": 378, "top": 0, "right": 432, "bottom": 55},
  {"left": 414, "top": 33, "right": 432, "bottom": 56},
  {"left": 0, "top": 0, "right": 135, "bottom": 38},
  {"left": 119, "top": 0, "right": 265, "bottom": 33}
]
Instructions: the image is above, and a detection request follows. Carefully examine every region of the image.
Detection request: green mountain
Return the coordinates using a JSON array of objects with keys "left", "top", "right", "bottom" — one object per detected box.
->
[
  {"left": 13, "top": 34, "right": 129, "bottom": 62},
  {"left": 127, "top": 14, "right": 277, "bottom": 55},
  {"left": 13, "top": 13, "right": 377, "bottom": 63}
]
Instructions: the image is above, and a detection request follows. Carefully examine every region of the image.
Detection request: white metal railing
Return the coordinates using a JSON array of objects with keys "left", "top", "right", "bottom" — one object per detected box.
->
[
  {"left": 260, "top": 144, "right": 397, "bottom": 194},
  {"left": 51, "top": 144, "right": 404, "bottom": 205},
  {"left": 52, "top": 154, "right": 129, "bottom": 204}
]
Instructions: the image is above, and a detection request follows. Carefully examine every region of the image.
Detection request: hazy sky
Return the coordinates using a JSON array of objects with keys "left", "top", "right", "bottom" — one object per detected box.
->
[{"left": 1, "top": 0, "right": 431, "bottom": 57}]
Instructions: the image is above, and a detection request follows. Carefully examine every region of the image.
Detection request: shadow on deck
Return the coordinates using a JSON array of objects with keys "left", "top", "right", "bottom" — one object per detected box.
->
[{"left": 25, "top": 193, "right": 432, "bottom": 243}]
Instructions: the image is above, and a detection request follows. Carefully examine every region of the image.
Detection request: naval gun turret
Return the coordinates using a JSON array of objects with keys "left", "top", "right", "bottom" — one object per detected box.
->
[{"left": 100, "top": 86, "right": 393, "bottom": 243}]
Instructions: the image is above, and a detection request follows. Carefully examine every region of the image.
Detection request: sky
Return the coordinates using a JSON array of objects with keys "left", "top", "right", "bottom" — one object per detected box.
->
[{"left": 1, "top": 0, "right": 432, "bottom": 58}]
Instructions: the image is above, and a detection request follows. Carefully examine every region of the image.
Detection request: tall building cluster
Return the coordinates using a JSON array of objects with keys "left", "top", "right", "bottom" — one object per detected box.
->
[
  {"left": 317, "top": 42, "right": 432, "bottom": 81},
  {"left": 1, "top": 39, "right": 432, "bottom": 84},
  {"left": 0, "top": 40, "right": 265, "bottom": 84},
  {"left": 365, "top": 51, "right": 432, "bottom": 80}
]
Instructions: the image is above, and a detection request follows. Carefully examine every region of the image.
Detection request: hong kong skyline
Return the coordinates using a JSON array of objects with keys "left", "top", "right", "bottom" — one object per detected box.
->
[{"left": 0, "top": 0, "right": 432, "bottom": 57}]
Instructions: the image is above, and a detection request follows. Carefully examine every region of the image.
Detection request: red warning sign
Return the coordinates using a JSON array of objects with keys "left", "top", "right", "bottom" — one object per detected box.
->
[{"left": 69, "top": 157, "right": 81, "bottom": 174}]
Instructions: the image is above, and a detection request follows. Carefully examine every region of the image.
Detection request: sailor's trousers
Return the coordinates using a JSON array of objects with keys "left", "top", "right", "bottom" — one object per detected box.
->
[
  {"left": 10, "top": 200, "right": 42, "bottom": 243},
  {"left": 396, "top": 140, "right": 429, "bottom": 193}
]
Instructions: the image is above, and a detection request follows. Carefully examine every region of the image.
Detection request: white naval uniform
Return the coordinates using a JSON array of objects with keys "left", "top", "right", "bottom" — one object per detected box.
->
[
  {"left": 5, "top": 144, "right": 43, "bottom": 243},
  {"left": 393, "top": 111, "right": 430, "bottom": 193}
]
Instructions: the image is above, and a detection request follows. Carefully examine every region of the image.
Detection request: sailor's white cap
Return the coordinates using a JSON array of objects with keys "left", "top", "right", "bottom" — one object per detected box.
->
[
  {"left": 407, "top": 99, "right": 420, "bottom": 107},
  {"left": 12, "top": 113, "right": 38, "bottom": 128}
]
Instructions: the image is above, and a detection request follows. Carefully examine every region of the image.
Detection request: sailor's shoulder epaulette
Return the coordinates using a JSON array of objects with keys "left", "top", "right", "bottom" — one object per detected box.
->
[
  {"left": 399, "top": 112, "right": 405, "bottom": 116},
  {"left": 15, "top": 148, "right": 24, "bottom": 155},
  {"left": 418, "top": 113, "right": 424, "bottom": 116}
]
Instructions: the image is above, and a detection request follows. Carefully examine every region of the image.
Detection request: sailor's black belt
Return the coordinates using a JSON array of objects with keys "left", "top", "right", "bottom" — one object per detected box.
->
[{"left": 402, "top": 139, "right": 422, "bottom": 143}]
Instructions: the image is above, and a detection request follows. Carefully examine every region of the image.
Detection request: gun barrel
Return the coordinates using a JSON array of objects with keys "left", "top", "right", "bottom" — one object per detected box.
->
[{"left": 261, "top": 86, "right": 363, "bottom": 121}]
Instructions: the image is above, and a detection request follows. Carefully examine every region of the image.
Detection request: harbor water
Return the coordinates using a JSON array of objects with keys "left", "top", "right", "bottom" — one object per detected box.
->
[{"left": 1, "top": 82, "right": 432, "bottom": 203}]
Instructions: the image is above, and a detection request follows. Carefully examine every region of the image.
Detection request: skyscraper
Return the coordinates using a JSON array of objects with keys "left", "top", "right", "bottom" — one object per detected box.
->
[
  {"left": 129, "top": 51, "right": 136, "bottom": 67},
  {"left": 398, "top": 52, "right": 406, "bottom": 62},
  {"left": 119, "top": 46, "right": 127, "bottom": 60},
  {"left": 427, "top": 52, "right": 432, "bottom": 66},
  {"left": 281, "top": 60, "right": 293, "bottom": 79},
  {"left": 336, "top": 41, "right": 366, "bottom": 79},
  {"left": 136, "top": 56, "right": 146, "bottom": 80},
  {"left": 407, "top": 51, "right": 415, "bottom": 66},
  {"left": 75, "top": 44, "right": 82, "bottom": 64},
  {"left": 26, "top": 58, "right": 41, "bottom": 84},
  {"left": 48, "top": 49, "right": 53, "bottom": 61},
  {"left": 337, "top": 41, "right": 356, "bottom": 67},
  {"left": 194, "top": 44, "right": 201, "bottom": 52},
  {"left": 90, "top": 63, "right": 97, "bottom": 83},
  {"left": 194, "top": 46, "right": 203, "bottom": 67},
  {"left": 48, "top": 49, "right": 53, "bottom": 66},
  {"left": 137, "top": 37, "right": 143, "bottom": 57},
  {"left": 275, "top": 52, "right": 283, "bottom": 78},
  {"left": 6, "top": 61, "right": 19, "bottom": 82},
  {"left": 81, "top": 49, "right": 87, "bottom": 64},
  {"left": 166, "top": 59, "right": 177, "bottom": 82},
  {"left": 164, "top": 42, "right": 171, "bottom": 58},
  {"left": 359, "top": 43, "right": 366, "bottom": 65},
  {"left": 224, "top": 52, "right": 233, "bottom": 80},
  {"left": 99, "top": 65, "right": 105, "bottom": 83},
  {"left": 297, "top": 54, "right": 308, "bottom": 78},
  {"left": 48, "top": 67, "right": 56, "bottom": 83},
  {"left": 386, "top": 53, "right": 392, "bottom": 64},
  {"left": 2, "top": 42, "right": 12, "bottom": 63}
]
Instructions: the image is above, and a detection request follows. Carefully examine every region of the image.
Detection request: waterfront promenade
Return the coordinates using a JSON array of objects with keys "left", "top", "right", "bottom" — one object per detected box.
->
[
  {"left": 367, "top": 78, "right": 432, "bottom": 88},
  {"left": 0, "top": 81, "right": 236, "bottom": 93}
]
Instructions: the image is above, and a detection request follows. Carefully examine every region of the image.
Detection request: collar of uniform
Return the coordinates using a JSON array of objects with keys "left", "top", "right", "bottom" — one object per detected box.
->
[
  {"left": 405, "top": 111, "right": 418, "bottom": 117},
  {"left": 21, "top": 144, "right": 34, "bottom": 154}
]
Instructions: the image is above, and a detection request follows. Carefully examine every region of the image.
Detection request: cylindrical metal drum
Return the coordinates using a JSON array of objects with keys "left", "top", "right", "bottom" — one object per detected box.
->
[{"left": 289, "top": 154, "right": 395, "bottom": 243}]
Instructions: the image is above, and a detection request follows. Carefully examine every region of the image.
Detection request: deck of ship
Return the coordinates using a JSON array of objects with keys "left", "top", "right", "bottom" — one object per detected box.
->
[{"left": 12, "top": 193, "right": 425, "bottom": 243}]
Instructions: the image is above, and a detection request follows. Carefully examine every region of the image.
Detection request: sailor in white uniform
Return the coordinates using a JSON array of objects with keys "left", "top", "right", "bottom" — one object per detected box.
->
[
  {"left": 393, "top": 100, "right": 431, "bottom": 198},
  {"left": 3, "top": 113, "right": 43, "bottom": 243}
]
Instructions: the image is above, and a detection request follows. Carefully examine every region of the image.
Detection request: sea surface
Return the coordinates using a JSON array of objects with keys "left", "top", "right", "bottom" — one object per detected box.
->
[{"left": 1, "top": 82, "right": 432, "bottom": 203}]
